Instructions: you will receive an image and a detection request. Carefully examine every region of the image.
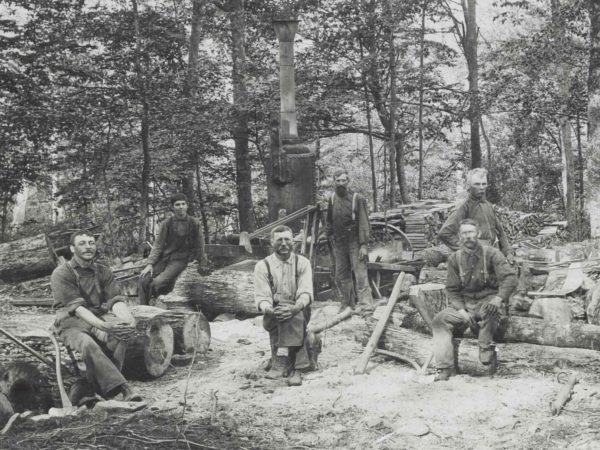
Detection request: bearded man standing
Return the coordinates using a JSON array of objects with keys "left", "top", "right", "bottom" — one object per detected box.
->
[{"left": 325, "top": 169, "right": 374, "bottom": 313}]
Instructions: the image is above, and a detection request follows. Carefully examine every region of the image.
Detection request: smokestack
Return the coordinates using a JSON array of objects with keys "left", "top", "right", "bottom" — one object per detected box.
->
[{"left": 273, "top": 17, "right": 299, "bottom": 138}]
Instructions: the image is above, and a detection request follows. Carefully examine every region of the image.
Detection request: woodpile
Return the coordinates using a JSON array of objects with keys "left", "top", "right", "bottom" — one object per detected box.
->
[
  {"left": 369, "top": 200, "right": 454, "bottom": 251},
  {"left": 493, "top": 206, "right": 544, "bottom": 242}
]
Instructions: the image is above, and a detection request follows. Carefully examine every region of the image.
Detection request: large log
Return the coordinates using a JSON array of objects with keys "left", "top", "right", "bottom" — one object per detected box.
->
[
  {"left": 0, "top": 234, "right": 55, "bottom": 283},
  {"left": 130, "top": 305, "right": 210, "bottom": 355},
  {"left": 382, "top": 303, "right": 600, "bottom": 351},
  {"left": 166, "top": 262, "right": 259, "bottom": 320},
  {"left": 0, "top": 361, "right": 54, "bottom": 414},
  {"left": 121, "top": 317, "right": 173, "bottom": 380}
]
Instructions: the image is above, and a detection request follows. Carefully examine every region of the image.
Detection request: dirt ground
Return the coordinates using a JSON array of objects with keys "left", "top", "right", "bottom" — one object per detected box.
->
[{"left": 2, "top": 300, "right": 600, "bottom": 449}]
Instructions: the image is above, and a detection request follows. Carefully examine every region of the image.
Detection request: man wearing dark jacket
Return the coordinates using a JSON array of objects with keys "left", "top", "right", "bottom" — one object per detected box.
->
[
  {"left": 432, "top": 219, "right": 517, "bottom": 381},
  {"left": 325, "top": 169, "right": 374, "bottom": 313},
  {"left": 438, "top": 168, "right": 512, "bottom": 258},
  {"left": 138, "top": 193, "right": 210, "bottom": 305}
]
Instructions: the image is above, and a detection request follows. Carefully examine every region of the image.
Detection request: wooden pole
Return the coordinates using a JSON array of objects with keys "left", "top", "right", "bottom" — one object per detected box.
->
[{"left": 354, "top": 272, "right": 406, "bottom": 374}]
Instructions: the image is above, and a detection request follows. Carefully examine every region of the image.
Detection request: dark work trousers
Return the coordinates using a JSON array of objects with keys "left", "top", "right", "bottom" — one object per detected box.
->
[
  {"left": 138, "top": 259, "right": 188, "bottom": 305},
  {"left": 333, "top": 238, "right": 373, "bottom": 310},
  {"left": 431, "top": 294, "right": 501, "bottom": 369},
  {"left": 58, "top": 315, "right": 128, "bottom": 396},
  {"left": 264, "top": 306, "right": 311, "bottom": 370}
]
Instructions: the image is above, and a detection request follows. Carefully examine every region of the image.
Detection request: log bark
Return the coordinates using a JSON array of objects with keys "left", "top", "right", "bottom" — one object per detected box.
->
[
  {"left": 121, "top": 317, "right": 173, "bottom": 380},
  {"left": 0, "top": 234, "right": 55, "bottom": 283},
  {"left": 130, "top": 305, "right": 210, "bottom": 355},
  {"left": 381, "top": 303, "right": 600, "bottom": 351},
  {"left": 167, "top": 264, "right": 258, "bottom": 320}
]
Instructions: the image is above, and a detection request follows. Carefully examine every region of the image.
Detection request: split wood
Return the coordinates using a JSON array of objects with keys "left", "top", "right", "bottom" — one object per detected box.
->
[
  {"left": 354, "top": 272, "right": 407, "bottom": 375},
  {"left": 551, "top": 372, "right": 578, "bottom": 416}
]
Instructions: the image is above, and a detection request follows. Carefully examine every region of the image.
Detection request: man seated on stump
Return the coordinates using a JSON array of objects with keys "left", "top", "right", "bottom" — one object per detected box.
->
[
  {"left": 254, "top": 225, "right": 313, "bottom": 386},
  {"left": 51, "top": 230, "right": 141, "bottom": 403},
  {"left": 139, "top": 193, "right": 210, "bottom": 305},
  {"left": 432, "top": 219, "right": 517, "bottom": 381}
]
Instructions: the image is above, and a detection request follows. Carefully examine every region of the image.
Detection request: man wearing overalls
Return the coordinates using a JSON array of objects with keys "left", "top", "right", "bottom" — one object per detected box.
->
[
  {"left": 51, "top": 230, "right": 141, "bottom": 402},
  {"left": 432, "top": 219, "right": 517, "bottom": 381},
  {"left": 254, "top": 225, "right": 313, "bottom": 386}
]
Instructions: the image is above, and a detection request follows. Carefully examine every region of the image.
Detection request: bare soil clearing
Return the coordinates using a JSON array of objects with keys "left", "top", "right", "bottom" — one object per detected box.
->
[{"left": 1, "top": 300, "right": 600, "bottom": 449}]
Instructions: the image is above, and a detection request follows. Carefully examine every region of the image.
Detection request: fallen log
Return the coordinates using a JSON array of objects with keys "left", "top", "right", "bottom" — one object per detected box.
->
[
  {"left": 130, "top": 305, "right": 210, "bottom": 355},
  {"left": 164, "top": 263, "right": 259, "bottom": 320},
  {"left": 121, "top": 317, "right": 173, "bottom": 380},
  {"left": 378, "top": 303, "right": 600, "bottom": 351},
  {"left": 0, "top": 234, "right": 56, "bottom": 283}
]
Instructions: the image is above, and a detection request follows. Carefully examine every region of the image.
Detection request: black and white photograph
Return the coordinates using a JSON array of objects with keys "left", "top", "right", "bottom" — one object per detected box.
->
[{"left": 1, "top": 0, "right": 600, "bottom": 448}]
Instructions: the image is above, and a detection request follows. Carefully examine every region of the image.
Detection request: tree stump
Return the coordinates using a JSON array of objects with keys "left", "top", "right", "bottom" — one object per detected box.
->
[
  {"left": 529, "top": 297, "right": 572, "bottom": 324},
  {"left": 0, "top": 362, "right": 54, "bottom": 414},
  {"left": 408, "top": 283, "right": 447, "bottom": 327},
  {"left": 586, "top": 280, "right": 600, "bottom": 325},
  {"left": 121, "top": 318, "right": 173, "bottom": 380},
  {"left": 130, "top": 305, "right": 210, "bottom": 355}
]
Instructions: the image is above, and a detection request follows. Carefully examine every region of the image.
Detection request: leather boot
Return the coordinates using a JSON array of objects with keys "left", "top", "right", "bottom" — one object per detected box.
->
[
  {"left": 286, "top": 350, "right": 302, "bottom": 386},
  {"left": 433, "top": 367, "right": 456, "bottom": 382},
  {"left": 265, "top": 355, "right": 289, "bottom": 379},
  {"left": 338, "top": 280, "right": 356, "bottom": 312}
]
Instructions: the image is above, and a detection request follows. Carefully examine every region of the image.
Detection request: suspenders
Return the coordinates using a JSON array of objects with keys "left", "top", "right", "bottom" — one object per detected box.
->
[
  {"left": 262, "top": 254, "right": 300, "bottom": 297},
  {"left": 457, "top": 245, "right": 488, "bottom": 288}
]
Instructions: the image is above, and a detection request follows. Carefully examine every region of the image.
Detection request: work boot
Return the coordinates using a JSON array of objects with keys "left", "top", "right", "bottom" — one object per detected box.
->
[
  {"left": 265, "top": 355, "right": 289, "bottom": 379},
  {"left": 287, "top": 370, "right": 302, "bottom": 386},
  {"left": 69, "top": 378, "right": 96, "bottom": 407},
  {"left": 433, "top": 368, "right": 456, "bottom": 382},
  {"left": 121, "top": 384, "right": 143, "bottom": 402}
]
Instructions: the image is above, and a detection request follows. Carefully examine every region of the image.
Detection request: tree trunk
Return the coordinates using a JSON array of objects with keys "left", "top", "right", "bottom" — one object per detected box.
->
[
  {"left": 132, "top": 0, "right": 151, "bottom": 252},
  {"left": 388, "top": 0, "right": 397, "bottom": 208},
  {"left": 587, "top": 0, "right": 600, "bottom": 237},
  {"left": 164, "top": 263, "right": 259, "bottom": 320},
  {"left": 0, "top": 234, "right": 55, "bottom": 283},
  {"left": 417, "top": 2, "right": 426, "bottom": 199},
  {"left": 230, "top": 0, "right": 254, "bottom": 233},
  {"left": 463, "top": 0, "right": 481, "bottom": 168},
  {"left": 0, "top": 361, "right": 54, "bottom": 415},
  {"left": 129, "top": 305, "right": 210, "bottom": 355},
  {"left": 121, "top": 317, "right": 173, "bottom": 380},
  {"left": 180, "top": 0, "right": 205, "bottom": 219},
  {"left": 359, "top": 41, "right": 378, "bottom": 212}
]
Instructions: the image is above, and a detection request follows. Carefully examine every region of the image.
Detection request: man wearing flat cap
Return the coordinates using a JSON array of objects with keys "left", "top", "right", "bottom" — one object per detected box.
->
[
  {"left": 138, "top": 193, "right": 210, "bottom": 305},
  {"left": 325, "top": 169, "right": 374, "bottom": 313}
]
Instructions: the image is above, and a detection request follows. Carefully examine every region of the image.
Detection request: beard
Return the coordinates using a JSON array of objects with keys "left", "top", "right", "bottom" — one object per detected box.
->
[
  {"left": 462, "top": 238, "right": 478, "bottom": 249},
  {"left": 335, "top": 186, "right": 347, "bottom": 196}
]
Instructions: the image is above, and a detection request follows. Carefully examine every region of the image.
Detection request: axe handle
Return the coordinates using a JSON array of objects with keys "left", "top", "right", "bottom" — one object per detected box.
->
[
  {"left": 49, "top": 332, "right": 73, "bottom": 408},
  {"left": 0, "top": 326, "right": 55, "bottom": 368}
]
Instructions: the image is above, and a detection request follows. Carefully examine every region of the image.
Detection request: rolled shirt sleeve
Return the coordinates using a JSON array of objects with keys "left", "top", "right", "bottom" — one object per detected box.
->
[
  {"left": 295, "top": 255, "right": 313, "bottom": 306},
  {"left": 254, "top": 260, "right": 274, "bottom": 311},
  {"left": 50, "top": 266, "right": 85, "bottom": 314},
  {"left": 100, "top": 267, "right": 127, "bottom": 311}
]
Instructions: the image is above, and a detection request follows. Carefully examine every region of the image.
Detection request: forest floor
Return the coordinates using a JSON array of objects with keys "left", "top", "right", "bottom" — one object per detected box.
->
[{"left": 1, "top": 299, "right": 600, "bottom": 449}]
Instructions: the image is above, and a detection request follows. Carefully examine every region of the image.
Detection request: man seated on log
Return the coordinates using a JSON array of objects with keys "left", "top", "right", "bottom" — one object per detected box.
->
[
  {"left": 432, "top": 219, "right": 517, "bottom": 381},
  {"left": 438, "top": 168, "right": 514, "bottom": 261},
  {"left": 254, "top": 225, "right": 313, "bottom": 387},
  {"left": 138, "top": 193, "right": 210, "bottom": 305},
  {"left": 51, "top": 230, "right": 142, "bottom": 403}
]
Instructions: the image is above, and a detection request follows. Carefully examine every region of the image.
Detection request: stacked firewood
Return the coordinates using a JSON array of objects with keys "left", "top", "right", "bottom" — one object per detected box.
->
[
  {"left": 369, "top": 200, "right": 455, "bottom": 250},
  {"left": 493, "top": 206, "right": 545, "bottom": 242}
]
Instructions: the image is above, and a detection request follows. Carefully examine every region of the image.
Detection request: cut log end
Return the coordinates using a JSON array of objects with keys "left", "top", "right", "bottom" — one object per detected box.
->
[{"left": 122, "top": 319, "right": 174, "bottom": 380}]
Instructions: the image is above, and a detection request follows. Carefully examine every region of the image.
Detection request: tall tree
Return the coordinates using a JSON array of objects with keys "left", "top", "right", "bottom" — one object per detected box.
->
[
  {"left": 588, "top": 0, "right": 600, "bottom": 237},
  {"left": 444, "top": 0, "right": 482, "bottom": 168}
]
